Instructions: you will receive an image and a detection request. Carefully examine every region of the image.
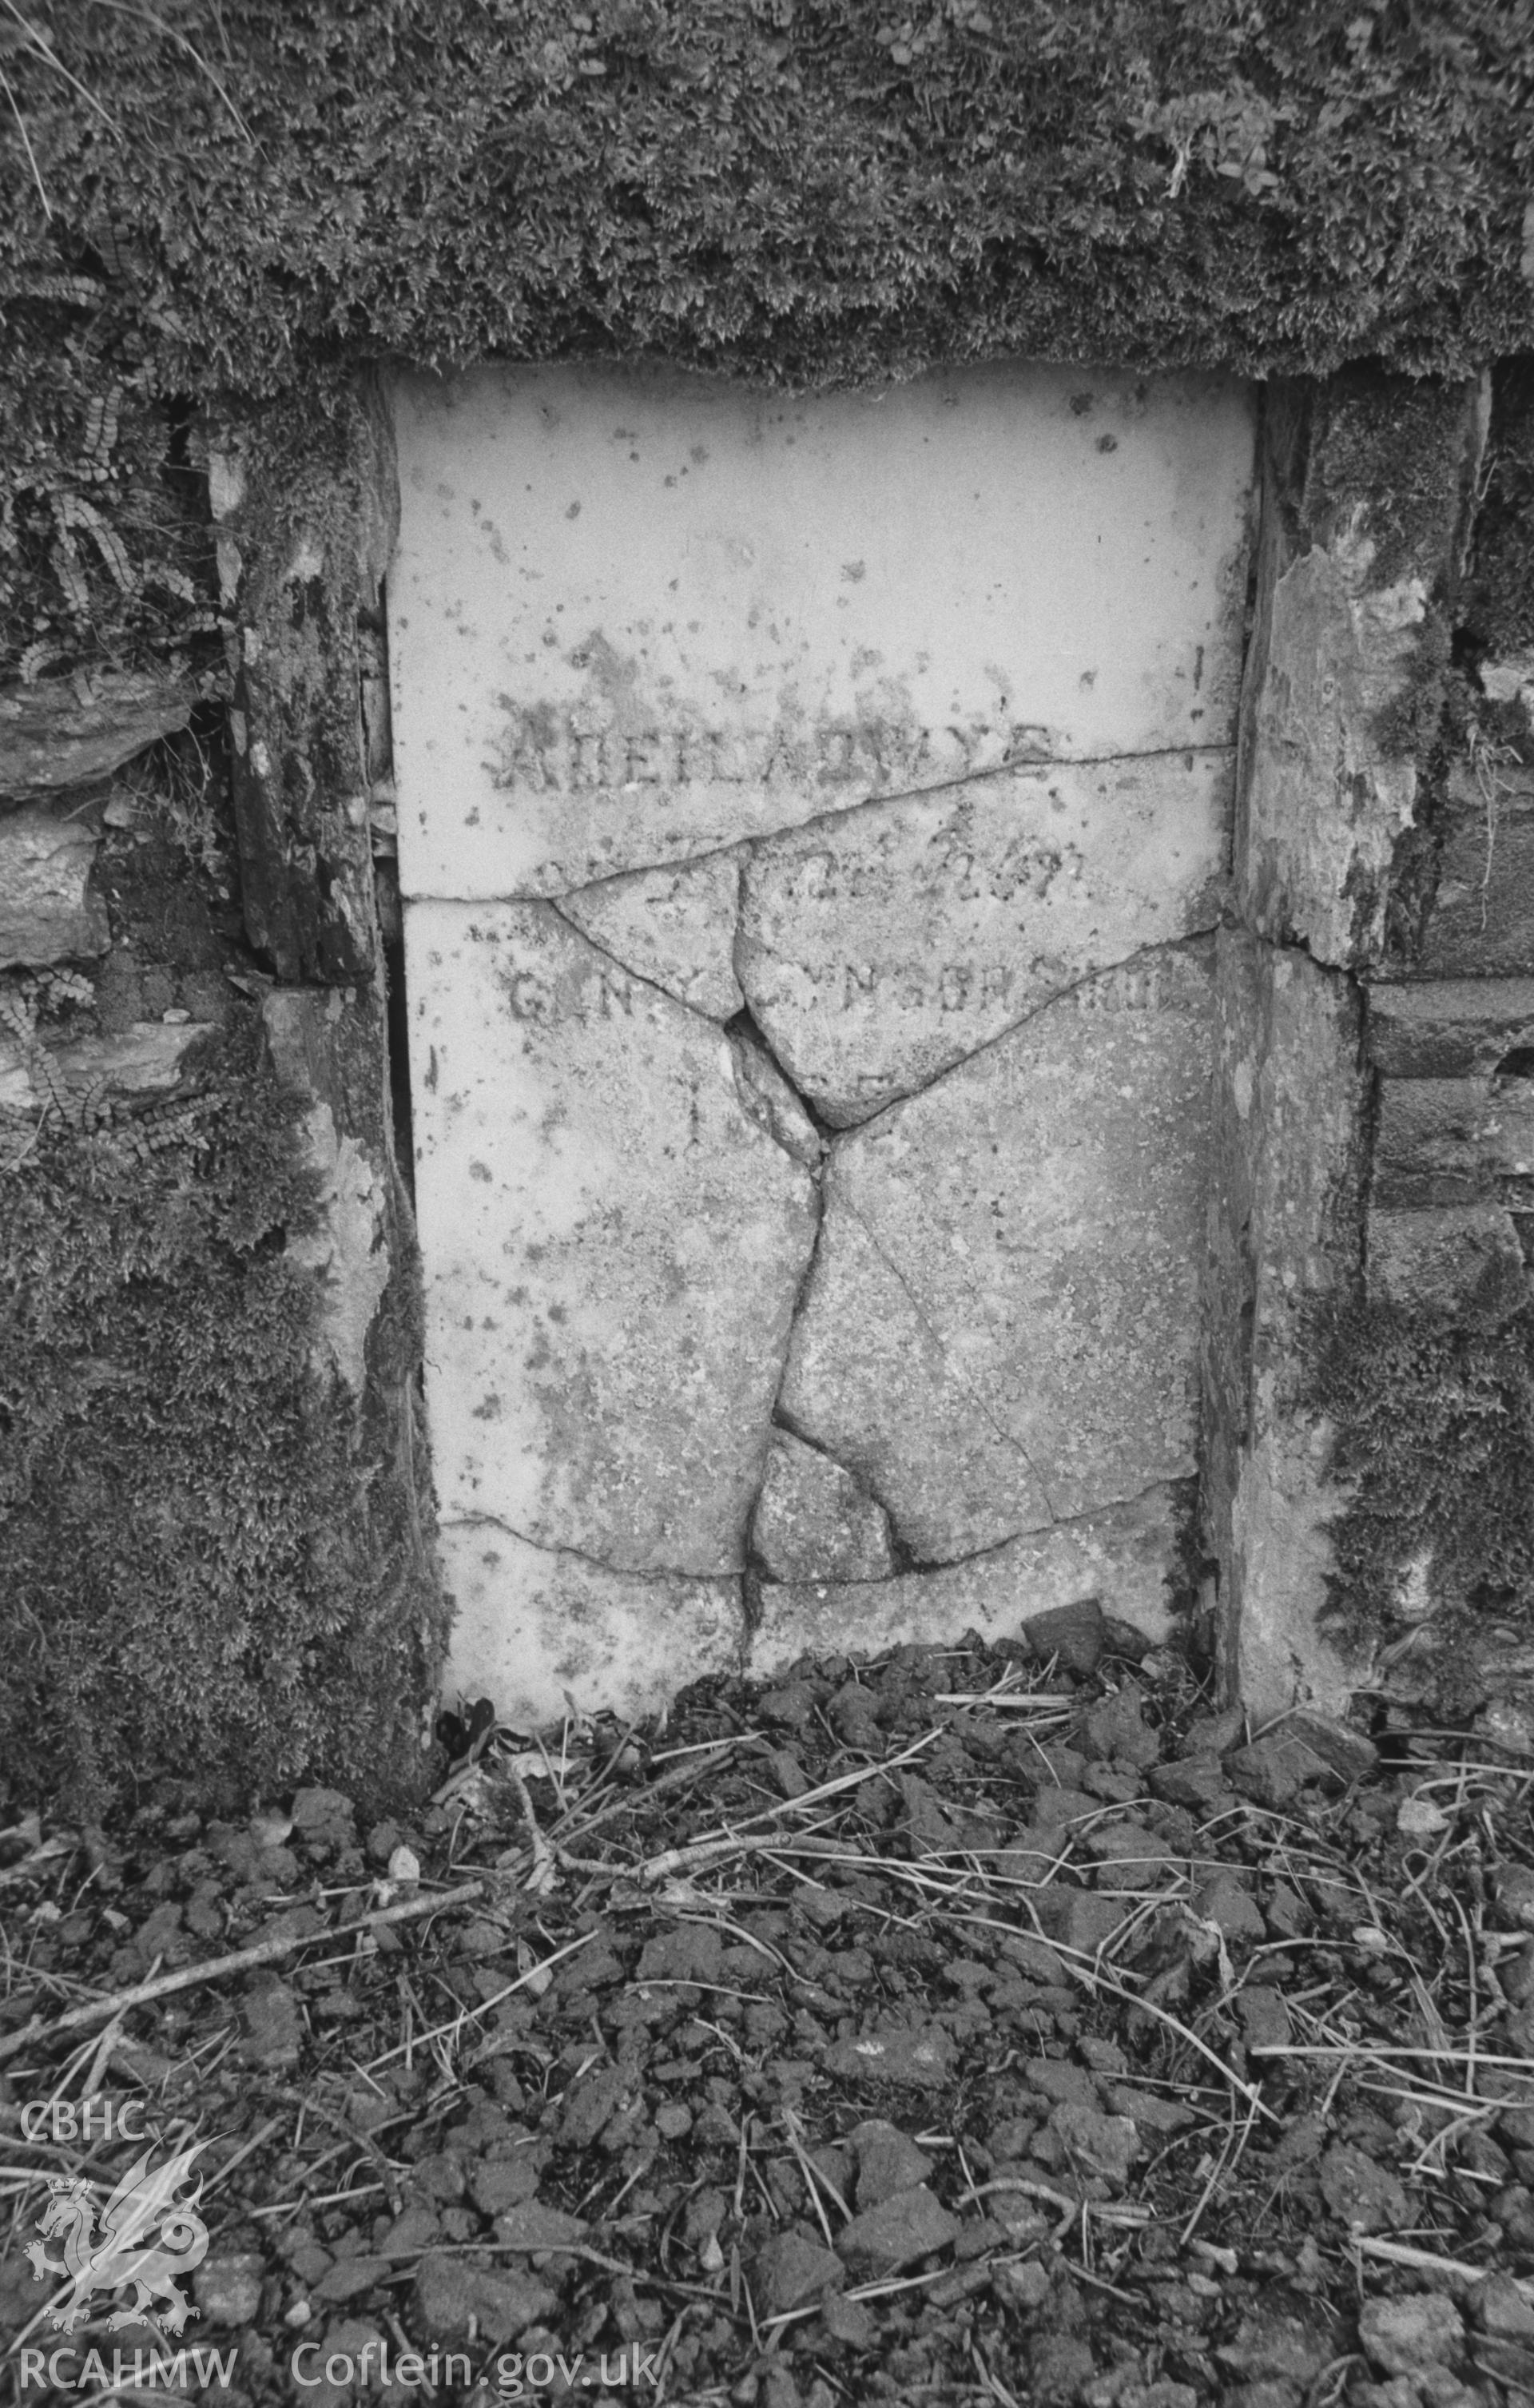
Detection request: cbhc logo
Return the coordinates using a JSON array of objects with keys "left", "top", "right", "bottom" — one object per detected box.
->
[{"left": 20, "top": 2100, "right": 149, "bottom": 2143}]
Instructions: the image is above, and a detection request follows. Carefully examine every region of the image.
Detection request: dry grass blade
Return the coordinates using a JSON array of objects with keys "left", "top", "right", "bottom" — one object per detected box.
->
[
  {"left": 82, "top": 0, "right": 255, "bottom": 141},
  {"left": 1, "top": 0, "right": 121, "bottom": 132},
  {"left": 1250, "top": 2042, "right": 1534, "bottom": 2069},
  {"left": 0, "top": 58, "right": 49, "bottom": 215},
  {"left": 370, "top": 1927, "right": 598, "bottom": 2071},
  {"left": 1354, "top": 2235, "right": 1534, "bottom": 2299}
]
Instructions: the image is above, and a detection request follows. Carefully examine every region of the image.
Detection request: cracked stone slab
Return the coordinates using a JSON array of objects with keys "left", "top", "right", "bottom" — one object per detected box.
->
[
  {"left": 752, "top": 1488, "right": 1179, "bottom": 1673},
  {"left": 726, "top": 1020, "right": 825, "bottom": 1169},
  {"left": 0, "top": 806, "right": 110, "bottom": 968},
  {"left": 778, "top": 944, "right": 1214, "bottom": 1561},
  {"left": 737, "top": 751, "right": 1231, "bottom": 1124},
  {"left": 389, "top": 362, "right": 1254, "bottom": 897},
  {"left": 439, "top": 1522, "right": 741, "bottom": 1729},
  {"left": 556, "top": 849, "right": 744, "bottom": 1019},
  {"left": 751, "top": 1429, "right": 896, "bottom": 1583},
  {"left": 405, "top": 897, "right": 819, "bottom": 1576}
]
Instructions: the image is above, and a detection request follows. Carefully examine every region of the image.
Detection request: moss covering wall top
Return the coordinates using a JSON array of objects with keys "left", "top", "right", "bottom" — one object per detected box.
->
[{"left": 2, "top": 0, "right": 1532, "bottom": 401}]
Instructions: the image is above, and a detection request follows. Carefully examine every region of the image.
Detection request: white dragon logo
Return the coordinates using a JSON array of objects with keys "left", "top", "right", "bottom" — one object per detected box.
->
[{"left": 26, "top": 2141, "right": 210, "bottom": 2336}]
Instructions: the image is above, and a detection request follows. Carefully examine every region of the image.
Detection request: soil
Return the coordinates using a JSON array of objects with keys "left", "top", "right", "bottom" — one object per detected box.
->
[{"left": 5, "top": 1616, "right": 1534, "bottom": 2408}]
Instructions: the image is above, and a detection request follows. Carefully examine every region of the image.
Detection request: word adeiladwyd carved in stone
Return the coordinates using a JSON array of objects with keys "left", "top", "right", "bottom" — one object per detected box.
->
[{"left": 487, "top": 706, "right": 1050, "bottom": 799}]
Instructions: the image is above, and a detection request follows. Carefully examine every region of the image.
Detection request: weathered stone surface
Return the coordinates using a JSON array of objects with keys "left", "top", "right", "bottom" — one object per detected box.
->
[
  {"left": 752, "top": 2230, "right": 844, "bottom": 2316},
  {"left": 412, "top": 2252, "right": 556, "bottom": 2346},
  {"left": 0, "top": 1018, "right": 207, "bottom": 1113},
  {"left": 407, "top": 899, "right": 817, "bottom": 1573},
  {"left": 1368, "top": 977, "right": 1534, "bottom": 1079},
  {"left": 0, "top": 672, "right": 193, "bottom": 794},
  {"left": 836, "top": 2185, "right": 960, "bottom": 2276},
  {"left": 390, "top": 363, "right": 1254, "bottom": 897},
  {"left": 1240, "top": 529, "right": 1425, "bottom": 966},
  {"left": 1373, "top": 1073, "right": 1534, "bottom": 1207},
  {"left": 778, "top": 946, "right": 1213, "bottom": 1559},
  {"left": 751, "top": 1488, "right": 1181, "bottom": 1674},
  {"left": 0, "top": 806, "right": 109, "bottom": 966},
  {"left": 1236, "top": 377, "right": 1484, "bottom": 970},
  {"left": 852, "top": 2121, "right": 936, "bottom": 2207},
  {"left": 1022, "top": 1598, "right": 1107, "bottom": 1675},
  {"left": 821, "top": 2027, "right": 955, "bottom": 2090},
  {"left": 240, "top": 1979, "right": 302, "bottom": 2068},
  {"left": 437, "top": 1524, "right": 741, "bottom": 1731},
  {"left": 751, "top": 1429, "right": 896, "bottom": 1583},
  {"left": 1317, "top": 2141, "right": 1409, "bottom": 2233},
  {"left": 555, "top": 850, "right": 743, "bottom": 1019},
  {"left": 1043, "top": 2101, "right": 1140, "bottom": 2187},
  {"left": 1360, "top": 2295, "right": 1464, "bottom": 2378},
  {"left": 1367, "top": 1203, "right": 1528, "bottom": 1329},
  {"left": 217, "top": 384, "right": 391, "bottom": 985},
  {"left": 725, "top": 1019, "right": 824, "bottom": 1169},
  {"left": 491, "top": 2203, "right": 586, "bottom": 2255},
  {"left": 264, "top": 992, "right": 391, "bottom": 1395},
  {"left": 1201, "top": 928, "right": 1368, "bottom": 1720},
  {"left": 1413, "top": 761, "right": 1534, "bottom": 978},
  {"left": 1218, "top": 2296, "right": 1339, "bottom": 2386},
  {"left": 193, "top": 2255, "right": 264, "bottom": 2328},
  {"left": 737, "top": 752, "right": 1231, "bottom": 1124}
]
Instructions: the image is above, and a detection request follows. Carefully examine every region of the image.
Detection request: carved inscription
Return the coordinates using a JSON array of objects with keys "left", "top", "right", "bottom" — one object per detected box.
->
[
  {"left": 735, "top": 758, "right": 1228, "bottom": 1123},
  {"left": 792, "top": 960, "right": 1030, "bottom": 1015},
  {"left": 495, "top": 956, "right": 639, "bottom": 1028},
  {"left": 487, "top": 707, "right": 1052, "bottom": 796}
]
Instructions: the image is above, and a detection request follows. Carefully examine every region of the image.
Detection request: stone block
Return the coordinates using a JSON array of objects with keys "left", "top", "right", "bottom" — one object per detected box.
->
[
  {"left": 751, "top": 1487, "right": 1181, "bottom": 1675},
  {"left": 0, "top": 671, "right": 192, "bottom": 794},
  {"left": 1200, "top": 928, "right": 1368, "bottom": 1720},
  {"left": 750, "top": 1429, "right": 896, "bottom": 1583},
  {"left": 1367, "top": 1202, "right": 1528, "bottom": 1329},
  {"left": 0, "top": 1018, "right": 207, "bottom": 1115},
  {"left": 406, "top": 899, "right": 817, "bottom": 1574},
  {"left": 1413, "top": 762, "right": 1534, "bottom": 979},
  {"left": 1236, "top": 375, "right": 1485, "bottom": 970},
  {"left": 0, "top": 806, "right": 109, "bottom": 966},
  {"left": 1372, "top": 1074, "right": 1534, "bottom": 1206},
  {"left": 1367, "top": 976, "right": 1534, "bottom": 1079},
  {"left": 438, "top": 1521, "right": 741, "bottom": 1730},
  {"left": 389, "top": 363, "right": 1254, "bottom": 898},
  {"left": 217, "top": 388, "right": 386, "bottom": 987},
  {"left": 737, "top": 752, "right": 1230, "bottom": 1124},
  {"left": 778, "top": 944, "right": 1213, "bottom": 1557}
]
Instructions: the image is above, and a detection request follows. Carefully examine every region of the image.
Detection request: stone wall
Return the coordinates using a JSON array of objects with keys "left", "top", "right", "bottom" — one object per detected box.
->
[
  {"left": 6, "top": 349, "right": 1532, "bottom": 1802},
  {"left": 0, "top": 383, "right": 441, "bottom": 1807},
  {"left": 388, "top": 362, "right": 1256, "bottom": 1723},
  {"left": 1204, "top": 367, "right": 1534, "bottom": 1727}
]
